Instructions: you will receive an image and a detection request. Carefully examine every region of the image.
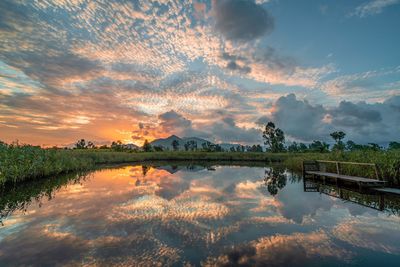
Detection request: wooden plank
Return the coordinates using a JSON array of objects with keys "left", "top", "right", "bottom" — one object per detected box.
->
[
  {"left": 373, "top": 188, "right": 400, "bottom": 195},
  {"left": 305, "top": 171, "right": 385, "bottom": 184}
]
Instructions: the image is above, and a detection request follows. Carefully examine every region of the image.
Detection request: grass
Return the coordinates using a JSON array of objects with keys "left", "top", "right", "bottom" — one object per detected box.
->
[
  {"left": 1, "top": 143, "right": 399, "bottom": 186},
  {"left": 0, "top": 145, "right": 92, "bottom": 184},
  {"left": 0, "top": 144, "right": 285, "bottom": 185},
  {"left": 284, "top": 150, "right": 400, "bottom": 185}
]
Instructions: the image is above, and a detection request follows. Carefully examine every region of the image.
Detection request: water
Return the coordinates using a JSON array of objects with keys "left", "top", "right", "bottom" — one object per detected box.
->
[{"left": 1, "top": 164, "right": 400, "bottom": 266}]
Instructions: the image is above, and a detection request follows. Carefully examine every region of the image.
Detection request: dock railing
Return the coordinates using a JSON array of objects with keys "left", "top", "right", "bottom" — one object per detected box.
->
[{"left": 303, "top": 160, "right": 380, "bottom": 180}]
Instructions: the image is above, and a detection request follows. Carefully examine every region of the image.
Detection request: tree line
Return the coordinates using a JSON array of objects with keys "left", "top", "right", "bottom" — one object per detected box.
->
[
  {"left": 70, "top": 121, "right": 400, "bottom": 153},
  {"left": 262, "top": 121, "right": 400, "bottom": 153}
]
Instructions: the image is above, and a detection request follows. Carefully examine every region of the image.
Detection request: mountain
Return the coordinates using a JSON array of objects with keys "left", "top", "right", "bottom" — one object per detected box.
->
[
  {"left": 150, "top": 135, "right": 212, "bottom": 150},
  {"left": 150, "top": 135, "right": 183, "bottom": 150},
  {"left": 182, "top": 137, "right": 212, "bottom": 149},
  {"left": 149, "top": 135, "right": 251, "bottom": 151}
]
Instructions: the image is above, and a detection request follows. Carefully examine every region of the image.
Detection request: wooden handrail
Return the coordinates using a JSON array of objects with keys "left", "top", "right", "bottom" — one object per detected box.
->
[
  {"left": 315, "top": 160, "right": 379, "bottom": 180},
  {"left": 316, "top": 160, "right": 376, "bottom": 166}
]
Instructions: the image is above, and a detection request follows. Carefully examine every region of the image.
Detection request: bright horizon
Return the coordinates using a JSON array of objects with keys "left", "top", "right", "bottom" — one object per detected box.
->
[{"left": 1, "top": 0, "right": 399, "bottom": 147}]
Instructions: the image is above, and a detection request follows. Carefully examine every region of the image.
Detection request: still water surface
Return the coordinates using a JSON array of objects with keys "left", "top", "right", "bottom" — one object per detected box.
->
[{"left": 1, "top": 164, "right": 400, "bottom": 266}]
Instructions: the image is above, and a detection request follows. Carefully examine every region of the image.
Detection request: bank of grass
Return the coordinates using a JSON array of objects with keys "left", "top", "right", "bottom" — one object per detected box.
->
[
  {"left": 0, "top": 145, "right": 285, "bottom": 185},
  {"left": 1, "top": 143, "right": 399, "bottom": 186}
]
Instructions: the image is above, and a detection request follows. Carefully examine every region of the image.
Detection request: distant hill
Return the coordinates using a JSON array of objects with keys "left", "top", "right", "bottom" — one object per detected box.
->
[
  {"left": 123, "top": 143, "right": 139, "bottom": 150},
  {"left": 150, "top": 135, "right": 251, "bottom": 151},
  {"left": 150, "top": 135, "right": 183, "bottom": 150},
  {"left": 150, "top": 135, "right": 213, "bottom": 150}
]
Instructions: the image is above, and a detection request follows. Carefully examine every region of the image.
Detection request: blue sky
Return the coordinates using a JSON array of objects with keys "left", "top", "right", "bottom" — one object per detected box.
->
[{"left": 0, "top": 0, "right": 399, "bottom": 146}]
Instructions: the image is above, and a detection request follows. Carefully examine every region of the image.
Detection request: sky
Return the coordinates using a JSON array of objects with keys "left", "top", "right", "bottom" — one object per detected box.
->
[{"left": 0, "top": 0, "right": 399, "bottom": 147}]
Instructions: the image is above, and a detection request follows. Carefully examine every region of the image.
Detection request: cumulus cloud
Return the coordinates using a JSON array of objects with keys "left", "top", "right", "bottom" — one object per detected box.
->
[
  {"left": 260, "top": 94, "right": 330, "bottom": 141},
  {"left": 260, "top": 94, "right": 400, "bottom": 144},
  {"left": 133, "top": 110, "right": 262, "bottom": 144},
  {"left": 214, "top": 0, "right": 274, "bottom": 41},
  {"left": 158, "top": 110, "right": 193, "bottom": 134}
]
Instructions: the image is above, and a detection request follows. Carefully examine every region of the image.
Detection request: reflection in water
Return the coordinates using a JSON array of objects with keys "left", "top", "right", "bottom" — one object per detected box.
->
[
  {"left": 0, "top": 172, "right": 89, "bottom": 225},
  {"left": 1, "top": 164, "right": 400, "bottom": 266},
  {"left": 304, "top": 178, "right": 400, "bottom": 215},
  {"left": 262, "top": 166, "right": 287, "bottom": 196}
]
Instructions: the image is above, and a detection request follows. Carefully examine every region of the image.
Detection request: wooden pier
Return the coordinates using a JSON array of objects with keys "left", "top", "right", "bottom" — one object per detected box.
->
[{"left": 303, "top": 160, "right": 386, "bottom": 189}]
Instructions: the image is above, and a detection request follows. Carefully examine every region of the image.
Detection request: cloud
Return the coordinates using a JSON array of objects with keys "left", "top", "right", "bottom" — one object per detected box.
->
[
  {"left": 330, "top": 101, "right": 382, "bottom": 128},
  {"left": 320, "top": 66, "right": 400, "bottom": 100},
  {"left": 333, "top": 215, "right": 400, "bottom": 254},
  {"left": 158, "top": 110, "right": 193, "bottom": 134},
  {"left": 260, "top": 94, "right": 400, "bottom": 144},
  {"left": 261, "top": 94, "right": 330, "bottom": 141},
  {"left": 226, "top": 60, "right": 251, "bottom": 73},
  {"left": 351, "top": 0, "right": 400, "bottom": 17},
  {"left": 132, "top": 110, "right": 262, "bottom": 144},
  {"left": 203, "top": 230, "right": 352, "bottom": 266},
  {"left": 0, "top": 0, "right": 397, "bottom": 146},
  {"left": 214, "top": 0, "right": 274, "bottom": 41}
]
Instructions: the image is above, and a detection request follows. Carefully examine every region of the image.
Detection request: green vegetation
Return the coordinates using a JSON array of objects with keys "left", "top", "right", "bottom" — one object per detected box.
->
[
  {"left": 0, "top": 142, "right": 92, "bottom": 185},
  {"left": 284, "top": 150, "right": 400, "bottom": 185},
  {"left": 1, "top": 123, "right": 399, "bottom": 186},
  {"left": 0, "top": 142, "right": 285, "bottom": 185}
]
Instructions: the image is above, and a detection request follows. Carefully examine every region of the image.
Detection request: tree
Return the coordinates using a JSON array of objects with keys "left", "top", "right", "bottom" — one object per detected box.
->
[
  {"left": 153, "top": 145, "right": 164, "bottom": 152},
  {"left": 299, "top": 143, "right": 308, "bottom": 152},
  {"left": 262, "top": 122, "right": 285, "bottom": 152},
  {"left": 346, "top": 140, "right": 358, "bottom": 151},
  {"left": 184, "top": 140, "right": 197, "bottom": 151},
  {"left": 87, "top": 141, "right": 95, "bottom": 149},
  {"left": 215, "top": 144, "right": 222, "bottom": 152},
  {"left": 330, "top": 131, "right": 346, "bottom": 151},
  {"left": 330, "top": 131, "right": 346, "bottom": 143},
  {"left": 368, "top": 143, "right": 381, "bottom": 151},
  {"left": 143, "top": 139, "right": 152, "bottom": 152},
  {"left": 389, "top": 142, "right": 400, "bottom": 150},
  {"left": 111, "top": 140, "right": 124, "bottom": 151},
  {"left": 75, "top": 139, "right": 86, "bottom": 149},
  {"left": 172, "top": 140, "right": 179, "bottom": 151},
  {"left": 309, "top": 140, "right": 330, "bottom": 153},
  {"left": 287, "top": 142, "right": 299, "bottom": 153}
]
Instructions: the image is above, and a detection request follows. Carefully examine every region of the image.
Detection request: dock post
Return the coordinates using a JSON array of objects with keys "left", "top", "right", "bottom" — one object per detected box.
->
[
  {"left": 336, "top": 162, "right": 340, "bottom": 175},
  {"left": 374, "top": 164, "right": 380, "bottom": 180}
]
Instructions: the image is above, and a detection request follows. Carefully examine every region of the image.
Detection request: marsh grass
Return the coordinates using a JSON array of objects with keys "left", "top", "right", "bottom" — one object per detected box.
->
[
  {"left": 0, "top": 145, "right": 282, "bottom": 185},
  {"left": 0, "top": 145, "right": 92, "bottom": 185},
  {"left": 1, "top": 143, "right": 399, "bottom": 186}
]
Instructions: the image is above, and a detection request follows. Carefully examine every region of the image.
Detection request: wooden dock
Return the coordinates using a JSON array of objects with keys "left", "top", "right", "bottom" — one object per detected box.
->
[
  {"left": 303, "top": 160, "right": 385, "bottom": 189},
  {"left": 306, "top": 171, "right": 385, "bottom": 187},
  {"left": 372, "top": 187, "right": 400, "bottom": 195}
]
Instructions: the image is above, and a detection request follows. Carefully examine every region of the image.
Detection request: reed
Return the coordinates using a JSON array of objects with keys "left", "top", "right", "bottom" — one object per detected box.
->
[
  {"left": 1, "top": 142, "right": 399, "bottom": 186},
  {"left": 0, "top": 144, "right": 284, "bottom": 185}
]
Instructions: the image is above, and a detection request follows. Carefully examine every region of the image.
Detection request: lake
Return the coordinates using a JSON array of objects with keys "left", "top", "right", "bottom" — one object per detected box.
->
[{"left": 1, "top": 163, "right": 400, "bottom": 266}]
